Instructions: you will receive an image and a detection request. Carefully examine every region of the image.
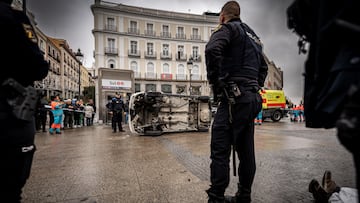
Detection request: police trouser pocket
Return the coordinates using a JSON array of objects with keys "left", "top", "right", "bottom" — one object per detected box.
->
[{"left": 18, "top": 145, "right": 36, "bottom": 182}]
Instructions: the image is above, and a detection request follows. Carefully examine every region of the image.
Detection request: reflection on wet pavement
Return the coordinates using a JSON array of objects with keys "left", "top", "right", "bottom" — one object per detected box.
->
[{"left": 22, "top": 121, "right": 355, "bottom": 203}]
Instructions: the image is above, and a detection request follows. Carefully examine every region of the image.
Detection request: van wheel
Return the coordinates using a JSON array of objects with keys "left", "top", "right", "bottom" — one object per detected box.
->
[{"left": 271, "top": 110, "right": 282, "bottom": 122}]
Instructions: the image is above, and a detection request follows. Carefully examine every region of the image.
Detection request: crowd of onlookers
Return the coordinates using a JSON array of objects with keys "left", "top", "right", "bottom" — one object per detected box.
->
[{"left": 34, "top": 94, "right": 96, "bottom": 133}]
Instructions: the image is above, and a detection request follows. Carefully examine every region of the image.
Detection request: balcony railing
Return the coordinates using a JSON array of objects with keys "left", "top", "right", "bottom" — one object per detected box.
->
[
  {"left": 105, "top": 47, "right": 118, "bottom": 55},
  {"left": 160, "top": 73, "right": 173, "bottom": 80},
  {"left": 160, "top": 52, "right": 172, "bottom": 60},
  {"left": 190, "top": 54, "right": 202, "bottom": 62},
  {"left": 145, "top": 72, "right": 156, "bottom": 79},
  {"left": 160, "top": 32, "right": 171, "bottom": 38},
  {"left": 190, "top": 34, "right": 201, "bottom": 40},
  {"left": 105, "top": 24, "right": 117, "bottom": 31},
  {"left": 191, "top": 74, "right": 201, "bottom": 80},
  {"left": 128, "top": 27, "right": 140, "bottom": 35},
  {"left": 128, "top": 50, "right": 141, "bottom": 58},
  {"left": 176, "top": 53, "right": 187, "bottom": 61},
  {"left": 144, "top": 30, "right": 156, "bottom": 36},
  {"left": 175, "top": 33, "right": 186, "bottom": 39},
  {"left": 134, "top": 72, "right": 141, "bottom": 78},
  {"left": 176, "top": 74, "right": 187, "bottom": 80},
  {"left": 144, "top": 51, "right": 157, "bottom": 59}
]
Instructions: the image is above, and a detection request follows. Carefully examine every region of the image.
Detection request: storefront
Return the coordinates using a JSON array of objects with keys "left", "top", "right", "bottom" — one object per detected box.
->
[{"left": 96, "top": 68, "right": 134, "bottom": 123}]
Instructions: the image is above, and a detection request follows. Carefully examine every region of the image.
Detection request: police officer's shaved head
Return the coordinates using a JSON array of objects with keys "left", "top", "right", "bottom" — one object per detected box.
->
[{"left": 221, "top": 1, "right": 240, "bottom": 20}]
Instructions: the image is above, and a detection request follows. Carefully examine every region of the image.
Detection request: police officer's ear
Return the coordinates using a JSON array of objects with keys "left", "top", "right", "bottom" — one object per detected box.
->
[{"left": 219, "top": 12, "right": 225, "bottom": 24}]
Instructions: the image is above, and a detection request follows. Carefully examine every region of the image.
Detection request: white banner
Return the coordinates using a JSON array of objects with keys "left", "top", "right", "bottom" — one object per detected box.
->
[{"left": 102, "top": 79, "right": 131, "bottom": 90}]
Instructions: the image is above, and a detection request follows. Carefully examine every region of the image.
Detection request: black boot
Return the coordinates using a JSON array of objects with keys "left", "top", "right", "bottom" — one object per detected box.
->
[
  {"left": 224, "top": 183, "right": 251, "bottom": 203},
  {"left": 308, "top": 179, "right": 329, "bottom": 203},
  {"left": 207, "top": 190, "right": 225, "bottom": 203}
]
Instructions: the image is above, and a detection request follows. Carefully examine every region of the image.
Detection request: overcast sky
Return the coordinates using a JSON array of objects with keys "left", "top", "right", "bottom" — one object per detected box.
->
[{"left": 27, "top": 0, "right": 306, "bottom": 104}]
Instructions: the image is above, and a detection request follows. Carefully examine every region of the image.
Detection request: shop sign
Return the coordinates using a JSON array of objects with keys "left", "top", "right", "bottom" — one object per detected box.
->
[{"left": 102, "top": 79, "right": 131, "bottom": 90}]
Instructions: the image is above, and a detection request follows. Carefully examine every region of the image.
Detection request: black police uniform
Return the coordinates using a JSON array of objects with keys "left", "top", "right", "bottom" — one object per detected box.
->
[
  {"left": 0, "top": 1, "right": 49, "bottom": 202},
  {"left": 107, "top": 96, "right": 125, "bottom": 132},
  {"left": 287, "top": 0, "right": 360, "bottom": 200},
  {"left": 205, "top": 18, "right": 268, "bottom": 202}
]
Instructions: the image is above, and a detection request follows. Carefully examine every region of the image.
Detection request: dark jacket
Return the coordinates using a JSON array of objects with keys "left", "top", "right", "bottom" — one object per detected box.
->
[
  {"left": 0, "top": 2, "right": 49, "bottom": 147},
  {"left": 205, "top": 18, "right": 268, "bottom": 87},
  {"left": 287, "top": 0, "right": 360, "bottom": 128},
  {"left": 107, "top": 97, "right": 125, "bottom": 113}
]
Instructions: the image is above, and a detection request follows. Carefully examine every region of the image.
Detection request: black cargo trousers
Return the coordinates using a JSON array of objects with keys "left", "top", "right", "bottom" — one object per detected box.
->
[
  {"left": 0, "top": 117, "right": 36, "bottom": 203},
  {"left": 112, "top": 111, "right": 123, "bottom": 132},
  {"left": 208, "top": 91, "right": 262, "bottom": 196}
]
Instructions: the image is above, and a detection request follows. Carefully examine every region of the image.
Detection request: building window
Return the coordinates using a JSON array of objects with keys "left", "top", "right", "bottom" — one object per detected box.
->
[
  {"left": 191, "top": 65, "right": 200, "bottom": 80},
  {"left": 176, "top": 26, "right": 185, "bottom": 39},
  {"left": 130, "top": 41, "right": 137, "bottom": 54},
  {"left": 108, "top": 59, "right": 115, "bottom": 69},
  {"left": 130, "top": 61, "right": 139, "bottom": 77},
  {"left": 105, "top": 38, "right": 117, "bottom": 54},
  {"left": 162, "top": 44, "right": 169, "bottom": 56},
  {"left": 145, "top": 23, "right": 155, "bottom": 36},
  {"left": 163, "top": 63, "right": 170, "bottom": 73},
  {"left": 146, "top": 62, "right": 156, "bottom": 79},
  {"left": 161, "top": 84, "right": 172, "bottom": 93},
  {"left": 108, "top": 38, "right": 115, "bottom": 49},
  {"left": 177, "top": 64, "right": 186, "bottom": 80},
  {"left": 145, "top": 84, "right": 156, "bottom": 92},
  {"left": 135, "top": 83, "right": 141, "bottom": 92},
  {"left": 191, "top": 28, "right": 201, "bottom": 40},
  {"left": 147, "top": 43, "right": 154, "bottom": 55},
  {"left": 161, "top": 25, "right": 170, "bottom": 38},
  {"left": 192, "top": 46, "right": 199, "bottom": 58},
  {"left": 106, "top": 17, "right": 116, "bottom": 31},
  {"left": 129, "top": 20, "right": 138, "bottom": 33}
]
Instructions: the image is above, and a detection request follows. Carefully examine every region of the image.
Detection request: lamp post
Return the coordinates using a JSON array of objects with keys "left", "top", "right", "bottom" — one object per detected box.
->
[
  {"left": 187, "top": 58, "right": 193, "bottom": 95},
  {"left": 75, "top": 48, "right": 83, "bottom": 98}
]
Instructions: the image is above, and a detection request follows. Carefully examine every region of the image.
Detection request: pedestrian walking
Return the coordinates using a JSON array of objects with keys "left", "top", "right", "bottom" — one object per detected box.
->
[
  {"left": 0, "top": 0, "right": 49, "bottom": 201},
  {"left": 205, "top": 1, "right": 268, "bottom": 202}
]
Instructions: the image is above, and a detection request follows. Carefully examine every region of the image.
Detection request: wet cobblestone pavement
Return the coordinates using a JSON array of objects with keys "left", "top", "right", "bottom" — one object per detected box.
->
[{"left": 22, "top": 120, "right": 356, "bottom": 202}]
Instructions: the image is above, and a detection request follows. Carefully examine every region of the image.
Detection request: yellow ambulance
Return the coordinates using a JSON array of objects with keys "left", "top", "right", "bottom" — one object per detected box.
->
[{"left": 260, "top": 89, "right": 288, "bottom": 122}]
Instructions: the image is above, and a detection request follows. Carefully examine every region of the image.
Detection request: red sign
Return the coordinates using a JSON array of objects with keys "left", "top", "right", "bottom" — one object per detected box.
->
[{"left": 161, "top": 73, "right": 172, "bottom": 80}]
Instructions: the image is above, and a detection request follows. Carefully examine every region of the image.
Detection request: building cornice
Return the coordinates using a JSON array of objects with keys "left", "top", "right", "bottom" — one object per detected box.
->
[
  {"left": 91, "top": 1, "right": 218, "bottom": 24},
  {"left": 91, "top": 29, "right": 208, "bottom": 44}
]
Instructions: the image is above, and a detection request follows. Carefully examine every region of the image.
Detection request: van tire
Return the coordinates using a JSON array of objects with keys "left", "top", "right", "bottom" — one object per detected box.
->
[{"left": 271, "top": 110, "right": 282, "bottom": 122}]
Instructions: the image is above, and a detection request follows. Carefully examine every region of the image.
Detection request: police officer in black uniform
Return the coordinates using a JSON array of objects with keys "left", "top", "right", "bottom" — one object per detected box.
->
[
  {"left": 0, "top": 0, "right": 49, "bottom": 201},
  {"left": 205, "top": 1, "right": 268, "bottom": 203},
  {"left": 107, "top": 93, "right": 126, "bottom": 133}
]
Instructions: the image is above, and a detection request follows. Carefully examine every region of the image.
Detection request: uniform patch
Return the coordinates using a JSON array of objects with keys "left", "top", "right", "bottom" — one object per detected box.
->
[{"left": 22, "top": 23, "right": 38, "bottom": 43}]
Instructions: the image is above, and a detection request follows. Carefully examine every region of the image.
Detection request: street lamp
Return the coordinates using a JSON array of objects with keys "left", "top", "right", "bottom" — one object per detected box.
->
[
  {"left": 75, "top": 48, "right": 83, "bottom": 98},
  {"left": 187, "top": 58, "right": 193, "bottom": 95}
]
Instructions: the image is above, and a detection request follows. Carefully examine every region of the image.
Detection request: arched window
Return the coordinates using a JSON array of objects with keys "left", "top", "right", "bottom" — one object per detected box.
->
[
  {"left": 191, "top": 65, "right": 200, "bottom": 80},
  {"left": 147, "top": 62, "right": 155, "bottom": 79},
  {"left": 163, "top": 63, "right": 170, "bottom": 73},
  {"left": 131, "top": 61, "right": 138, "bottom": 72},
  {"left": 177, "top": 64, "right": 185, "bottom": 80},
  {"left": 131, "top": 61, "right": 139, "bottom": 77},
  {"left": 108, "top": 59, "right": 116, "bottom": 69}
]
